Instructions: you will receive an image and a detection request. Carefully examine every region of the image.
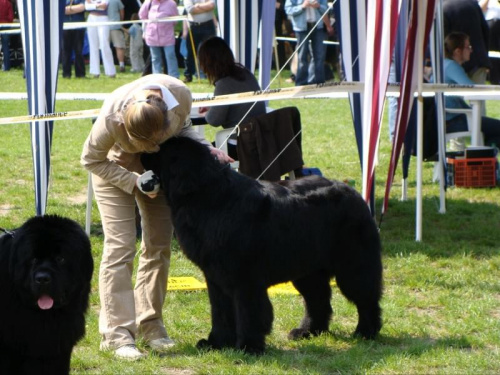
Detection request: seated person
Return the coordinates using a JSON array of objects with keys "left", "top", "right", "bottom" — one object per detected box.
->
[
  {"left": 444, "top": 32, "right": 500, "bottom": 148},
  {"left": 197, "top": 36, "right": 267, "bottom": 159}
]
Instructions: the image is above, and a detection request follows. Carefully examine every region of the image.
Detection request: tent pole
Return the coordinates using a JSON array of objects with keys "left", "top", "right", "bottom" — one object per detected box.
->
[
  {"left": 415, "top": 0, "right": 425, "bottom": 241},
  {"left": 86, "top": 173, "right": 93, "bottom": 236}
]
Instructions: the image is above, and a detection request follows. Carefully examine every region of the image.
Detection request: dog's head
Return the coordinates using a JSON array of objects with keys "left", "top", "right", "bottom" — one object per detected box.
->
[
  {"left": 141, "top": 137, "right": 229, "bottom": 203},
  {"left": 7, "top": 215, "right": 93, "bottom": 311}
]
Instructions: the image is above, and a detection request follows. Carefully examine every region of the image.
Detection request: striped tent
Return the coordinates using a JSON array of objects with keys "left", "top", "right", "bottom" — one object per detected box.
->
[
  {"left": 17, "top": 0, "right": 64, "bottom": 216},
  {"left": 382, "top": 0, "right": 437, "bottom": 240},
  {"left": 216, "top": 0, "right": 275, "bottom": 89},
  {"left": 360, "top": 0, "right": 401, "bottom": 205},
  {"left": 335, "top": 0, "right": 400, "bottom": 212}
]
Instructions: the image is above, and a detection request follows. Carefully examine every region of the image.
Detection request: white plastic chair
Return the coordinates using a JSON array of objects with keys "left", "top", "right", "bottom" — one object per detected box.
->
[{"left": 444, "top": 107, "right": 476, "bottom": 145}]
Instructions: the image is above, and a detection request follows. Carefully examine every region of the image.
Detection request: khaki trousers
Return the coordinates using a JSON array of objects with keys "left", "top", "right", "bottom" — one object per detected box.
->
[{"left": 92, "top": 174, "right": 173, "bottom": 349}]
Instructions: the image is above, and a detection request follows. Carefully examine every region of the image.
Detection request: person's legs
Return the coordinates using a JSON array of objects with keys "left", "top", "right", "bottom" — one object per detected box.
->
[
  {"left": 1, "top": 34, "right": 11, "bottom": 71},
  {"left": 274, "top": 18, "right": 287, "bottom": 70},
  {"left": 97, "top": 22, "right": 116, "bottom": 77},
  {"left": 184, "top": 25, "right": 196, "bottom": 80},
  {"left": 130, "top": 37, "right": 145, "bottom": 72},
  {"left": 150, "top": 46, "right": 163, "bottom": 74},
  {"left": 388, "top": 61, "right": 398, "bottom": 141},
  {"left": 87, "top": 15, "right": 101, "bottom": 76},
  {"left": 74, "top": 29, "right": 86, "bottom": 77},
  {"left": 61, "top": 30, "right": 73, "bottom": 78},
  {"left": 92, "top": 175, "right": 138, "bottom": 350},
  {"left": 134, "top": 191, "right": 173, "bottom": 342},
  {"left": 481, "top": 116, "right": 500, "bottom": 147},
  {"left": 311, "top": 27, "right": 326, "bottom": 84},
  {"left": 163, "top": 45, "right": 179, "bottom": 78},
  {"left": 295, "top": 31, "right": 310, "bottom": 86},
  {"left": 194, "top": 22, "right": 215, "bottom": 78},
  {"left": 110, "top": 29, "right": 126, "bottom": 72}
]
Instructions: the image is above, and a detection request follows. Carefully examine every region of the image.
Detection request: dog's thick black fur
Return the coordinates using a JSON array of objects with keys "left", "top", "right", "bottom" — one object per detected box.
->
[
  {"left": 142, "top": 137, "right": 383, "bottom": 354},
  {"left": 0, "top": 215, "right": 93, "bottom": 375}
]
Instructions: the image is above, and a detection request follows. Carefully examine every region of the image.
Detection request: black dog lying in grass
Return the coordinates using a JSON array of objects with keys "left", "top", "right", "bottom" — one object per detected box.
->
[
  {"left": 142, "top": 137, "right": 383, "bottom": 354},
  {"left": 0, "top": 215, "right": 93, "bottom": 375}
]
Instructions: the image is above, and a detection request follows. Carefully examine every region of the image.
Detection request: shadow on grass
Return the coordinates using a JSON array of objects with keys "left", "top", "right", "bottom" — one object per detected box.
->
[
  {"left": 162, "top": 332, "right": 472, "bottom": 374},
  {"left": 378, "top": 196, "right": 500, "bottom": 258}
]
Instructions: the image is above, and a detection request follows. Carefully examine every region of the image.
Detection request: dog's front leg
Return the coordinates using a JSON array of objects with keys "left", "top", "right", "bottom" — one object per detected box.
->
[
  {"left": 197, "top": 279, "right": 237, "bottom": 350},
  {"left": 233, "top": 285, "right": 273, "bottom": 355}
]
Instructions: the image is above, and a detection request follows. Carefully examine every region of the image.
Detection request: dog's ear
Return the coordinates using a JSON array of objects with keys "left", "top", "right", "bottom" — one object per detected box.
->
[
  {"left": 0, "top": 230, "right": 18, "bottom": 277},
  {"left": 0, "top": 230, "right": 13, "bottom": 255}
]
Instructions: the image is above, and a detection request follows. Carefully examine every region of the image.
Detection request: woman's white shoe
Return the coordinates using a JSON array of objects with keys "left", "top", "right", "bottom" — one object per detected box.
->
[{"left": 114, "top": 344, "right": 146, "bottom": 360}]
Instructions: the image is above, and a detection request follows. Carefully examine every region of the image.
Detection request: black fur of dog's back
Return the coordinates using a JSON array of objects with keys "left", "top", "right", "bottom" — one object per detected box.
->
[{"left": 142, "top": 137, "right": 382, "bottom": 353}]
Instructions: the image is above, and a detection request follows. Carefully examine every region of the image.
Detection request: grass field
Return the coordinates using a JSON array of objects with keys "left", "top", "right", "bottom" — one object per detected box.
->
[{"left": 1, "top": 66, "right": 499, "bottom": 374}]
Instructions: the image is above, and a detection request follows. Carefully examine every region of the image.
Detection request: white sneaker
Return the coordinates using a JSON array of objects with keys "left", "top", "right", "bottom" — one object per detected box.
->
[
  {"left": 114, "top": 344, "right": 146, "bottom": 361},
  {"left": 147, "top": 337, "right": 175, "bottom": 351}
]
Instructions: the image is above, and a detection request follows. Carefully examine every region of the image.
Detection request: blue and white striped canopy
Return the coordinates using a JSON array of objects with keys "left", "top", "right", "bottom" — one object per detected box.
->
[{"left": 17, "top": 0, "right": 64, "bottom": 216}]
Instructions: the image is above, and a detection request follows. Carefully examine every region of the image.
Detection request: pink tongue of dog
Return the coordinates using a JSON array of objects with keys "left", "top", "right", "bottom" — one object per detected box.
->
[{"left": 38, "top": 295, "right": 54, "bottom": 310}]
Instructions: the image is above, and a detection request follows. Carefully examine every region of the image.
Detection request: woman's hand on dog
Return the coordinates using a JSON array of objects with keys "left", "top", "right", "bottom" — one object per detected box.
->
[{"left": 210, "top": 147, "right": 234, "bottom": 164}]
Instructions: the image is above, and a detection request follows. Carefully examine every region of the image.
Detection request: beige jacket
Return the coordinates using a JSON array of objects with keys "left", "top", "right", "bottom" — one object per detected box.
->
[{"left": 81, "top": 74, "right": 209, "bottom": 194}]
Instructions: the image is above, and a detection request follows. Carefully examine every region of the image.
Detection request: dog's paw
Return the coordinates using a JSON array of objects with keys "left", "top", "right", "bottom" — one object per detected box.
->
[
  {"left": 196, "top": 338, "right": 213, "bottom": 351},
  {"left": 353, "top": 325, "right": 381, "bottom": 340},
  {"left": 287, "top": 328, "right": 311, "bottom": 340}
]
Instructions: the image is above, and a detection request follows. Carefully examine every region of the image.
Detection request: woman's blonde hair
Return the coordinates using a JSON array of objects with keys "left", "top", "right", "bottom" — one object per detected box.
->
[{"left": 123, "top": 90, "right": 172, "bottom": 152}]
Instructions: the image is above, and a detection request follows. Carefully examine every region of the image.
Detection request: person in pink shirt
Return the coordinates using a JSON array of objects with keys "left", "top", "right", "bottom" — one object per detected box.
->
[{"left": 139, "top": 0, "right": 179, "bottom": 78}]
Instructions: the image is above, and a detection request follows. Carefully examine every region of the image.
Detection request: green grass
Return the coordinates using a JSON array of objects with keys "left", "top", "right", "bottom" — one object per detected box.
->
[{"left": 1, "top": 65, "right": 499, "bottom": 374}]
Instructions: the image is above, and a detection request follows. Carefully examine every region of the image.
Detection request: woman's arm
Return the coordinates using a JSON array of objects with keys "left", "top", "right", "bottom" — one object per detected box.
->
[
  {"left": 65, "top": 3, "right": 85, "bottom": 14},
  {"left": 447, "top": 60, "right": 475, "bottom": 85}
]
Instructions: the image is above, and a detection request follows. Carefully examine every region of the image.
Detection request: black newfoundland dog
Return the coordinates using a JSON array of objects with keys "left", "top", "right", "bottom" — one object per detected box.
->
[
  {"left": 142, "top": 137, "right": 383, "bottom": 354},
  {"left": 0, "top": 215, "right": 93, "bottom": 375}
]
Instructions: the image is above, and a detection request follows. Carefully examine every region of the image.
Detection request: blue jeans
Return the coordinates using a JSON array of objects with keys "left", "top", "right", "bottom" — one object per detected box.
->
[
  {"left": 1, "top": 34, "right": 11, "bottom": 71},
  {"left": 150, "top": 45, "right": 179, "bottom": 78},
  {"left": 295, "top": 25, "right": 326, "bottom": 86},
  {"left": 184, "top": 20, "right": 216, "bottom": 78}
]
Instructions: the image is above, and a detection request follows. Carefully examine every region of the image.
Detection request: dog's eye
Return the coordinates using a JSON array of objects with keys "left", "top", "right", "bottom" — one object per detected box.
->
[{"left": 55, "top": 256, "right": 65, "bottom": 265}]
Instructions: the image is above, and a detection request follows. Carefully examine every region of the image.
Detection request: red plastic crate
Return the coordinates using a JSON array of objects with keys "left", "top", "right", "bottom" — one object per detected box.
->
[{"left": 447, "top": 158, "right": 497, "bottom": 187}]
